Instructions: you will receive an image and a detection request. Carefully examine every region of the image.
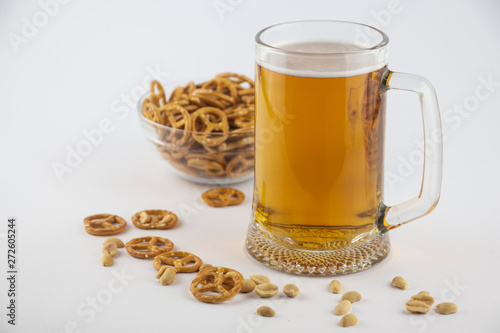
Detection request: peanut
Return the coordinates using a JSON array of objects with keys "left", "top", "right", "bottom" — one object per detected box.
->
[
  {"left": 101, "top": 254, "right": 113, "bottom": 267},
  {"left": 199, "top": 264, "right": 213, "bottom": 271},
  {"left": 159, "top": 267, "right": 176, "bottom": 286},
  {"left": 240, "top": 279, "right": 256, "bottom": 293},
  {"left": 283, "top": 284, "right": 299, "bottom": 297},
  {"left": 103, "top": 237, "right": 124, "bottom": 248},
  {"left": 391, "top": 276, "right": 408, "bottom": 290},
  {"left": 411, "top": 291, "right": 435, "bottom": 306},
  {"left": 334, "top": 300, "right": 352, "bottom": 316},
  {"left": 340, "top": 314, "right": 358, "bottom": 327},
  {"left": 102, "top": 242, "right": 118, "bottom": 256},
  {"left": 406, "top": 300, "right": 430, "bottom": 314},
  {"left": 139, "top": 211, "right": 150, "bottom": 223},
  {"left": 255, "top": 283, "right": 278, "bottom": 298},
  {"left": 250, "top": 274, "right": 270, "bottom": 285},
  {"left": 155, "top": 266, "right": 169, "bottom": 279},
  {"left": 341, "top": 291, "right": 362, "bottom": 303},
  {"left": 329, "top": 280, "right": 342, "bottom": 294},
  {"left": 256, "top": 306, "right": 276, "bottom": 317},
  {"left": 436, "top": 302, "right": 458, "bottom": 315}
]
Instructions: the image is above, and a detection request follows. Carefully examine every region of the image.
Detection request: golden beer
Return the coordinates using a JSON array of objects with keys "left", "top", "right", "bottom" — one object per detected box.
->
[{"left": 252, "top": 42, "right": 387, "bottom": 250}]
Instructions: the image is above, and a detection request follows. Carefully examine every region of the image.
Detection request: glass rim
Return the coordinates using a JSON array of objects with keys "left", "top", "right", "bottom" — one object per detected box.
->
[{"left": 255, "top": 20, "right": 389, "bottom": 55}]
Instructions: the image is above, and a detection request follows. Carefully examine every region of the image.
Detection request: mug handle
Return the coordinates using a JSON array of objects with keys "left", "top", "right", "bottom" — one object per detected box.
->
[{"left": 376, "top": 71, "right": 443, "bottom": 232}]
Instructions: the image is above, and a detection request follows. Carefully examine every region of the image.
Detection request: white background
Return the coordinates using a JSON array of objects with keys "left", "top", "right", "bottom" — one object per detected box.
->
[{"left": 1, "top": 0, "right": 499, "bottom": 332}]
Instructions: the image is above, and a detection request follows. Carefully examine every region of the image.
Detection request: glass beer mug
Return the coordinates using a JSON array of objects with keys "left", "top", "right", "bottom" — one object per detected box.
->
[{"left": 246, "top": 21, "right": 443, "bottom": 276}]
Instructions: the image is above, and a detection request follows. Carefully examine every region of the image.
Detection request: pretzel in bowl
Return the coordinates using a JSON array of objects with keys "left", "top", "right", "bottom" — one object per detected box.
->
[
  {"left": 201, "top": 188, "right": 245, "bottom": 207},
  {"left": 191, "top": 107, "right": 229, "bottom": 147},
  {"left": 190, "top": 266, "right": 243, "bottom": 303},
  {"left": 142, "top": 73, "right": 255, "bottom": 180},
  {"left": 226, "top": 153, "right": 254, "bottom": 178},
  {"left": 125, "top": 236, "right": 174, "bottom": 259},
  {"left": 84, "top": 214, "right": 127, "bottom": 236},
  {"left": 153, "top": 251, "right": 202, "bottom": 273},
  {"left": 150, "top": 80, "right": 167, "bottom": 107},
  {"left": 132, "top": 210, "right": 178, "bottom": 230}
]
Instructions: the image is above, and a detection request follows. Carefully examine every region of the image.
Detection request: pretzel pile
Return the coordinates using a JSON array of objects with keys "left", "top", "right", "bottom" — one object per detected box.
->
[{"left": 141, "top": 73, "right": 255, "bottom": 180}]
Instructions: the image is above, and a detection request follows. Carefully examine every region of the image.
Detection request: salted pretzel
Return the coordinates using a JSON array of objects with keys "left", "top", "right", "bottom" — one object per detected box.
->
[
  {"left": 161, "top": 104, "right": 191, "bottom": 145},
  {"left": 150, "top": 80, "right": 166, "bottom": 107},
  {"left": 125, "top": 236, "right": 174, "bottom": 259},
  {"left": 84, "top": 214, "right": 127, "bottom": 236},
  {"left": 234, "top": 115, "right": 254, "bottom": 129},
  {"left": 226, "top": 153, "right": 254, "bottom": 178},
  {"left": 216, "top": 73, "right": 254, "bottom": 88},
  {"left": 201, "top": 77, "right": 238, "bottom": 101},
  {"left": 192, "top": 89, "right": 235, "bottom": 109},
  {"left": 153, "top": 251, "right": 202, "bottom": 273},
  {"left": 201, "top": 188, "right": 245, "bottom": 207},
  {"left": 190, "top": 266, "right": 243, "bottom": 303},
  {"left": 142, "top": 102, "right": 163, "bottom": 124},
  {"left": 132, "top": 210, "right": 178, "bottom": 230},
  {"left": 218, "top": 136, "right": 254, "bottom": 152},
  {"left": 191, "top": 107, "right": 229, "bottom": 146},
  {"left": 222, "top": 103, "right": 250, "bottom": 120},
  {"left": 186, "top": 158, "right": 225, "bottom": 177}
]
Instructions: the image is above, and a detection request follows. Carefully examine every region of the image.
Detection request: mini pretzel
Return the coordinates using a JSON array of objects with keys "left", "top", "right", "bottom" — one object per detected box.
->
[
  {"left": 190, "top": 266, "right": 243, "bottom": 303},
  {"left": 150, "top": 80, "right": 166, "bottom": 107},
  {"left": 191, "top": 107, "right": 229, "bottom": 147},
  {"left": 125, "top": 236, "right": 174, "bottom": 259},
  {"left": 216, "top": 73, "right": 254, "bottom": 88},
  {"left": 234, "top": 115, "right": 254, "bottom": 129},
  {"left": 153, "top": 251, "right": 202, "bottom": 272},
  {"left": 186, "top": 158, "right": 226, "bottom": 177},
  {"left": 218, "top": 136, "right": 254, "bottom": 152},
  {"left": 132, "top": 210, "right": 178, "bottom": 229},
  {"left": 84, "top": 214, "right": 127, "bottom": 236},
  {"left": 226, "top": 153, "right": 254, "bottom": 178},
  {"left": 201, "top": 77, "right": 238, "bottom": 101},
  {"left": 201, "top": 188, "right": 245, "bottom": 207}
]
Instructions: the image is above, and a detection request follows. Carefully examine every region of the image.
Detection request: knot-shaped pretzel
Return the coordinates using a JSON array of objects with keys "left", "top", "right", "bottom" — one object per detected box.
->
[
  {"left": 150, "top": 80, "right": 166, "bottom": 107},
  {"left": 125, "top": 236, "right": 174, "bottom": 259},
  {"left": 218, "top": 136, "right": 254, "bottom": 152},
  {"left": 153, "top": 251, "right": 202, "bottom": 273},
  {"left": 191, "top": 107, "right": 229, "bottom": 147},
  {"left": 201, "top": 188, "right": 245, "bottom": 207},
  {"left": 234, "top": 115, "right": 254, "bottom": 129},
  {"left": 226, "top": 153, "right": 254, "bottom": 178},
  {"left": 132, "top": 210, "right": 178, "bottom": 230},
  {"left": 186, "top": 158, "right": 226, "bottom": 177},
  {"left": 84, "top": 214, "right": 127, "bottom": 236},
  {"left": 190, "top": 267, "right": 243, "bottom": 303},
  {"left": 216, "top": 73, "right": 254, "bottom": 88}
]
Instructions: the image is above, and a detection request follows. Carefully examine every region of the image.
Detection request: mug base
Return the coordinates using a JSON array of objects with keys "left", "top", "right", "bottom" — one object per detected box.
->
[{"left": 245, "top": 222, "right": 390, "bottom": 276}]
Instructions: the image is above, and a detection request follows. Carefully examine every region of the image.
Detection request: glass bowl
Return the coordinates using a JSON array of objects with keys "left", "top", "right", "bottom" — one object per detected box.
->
[{"left": 137, "top": 79, "right": 254, "bottom": 184}]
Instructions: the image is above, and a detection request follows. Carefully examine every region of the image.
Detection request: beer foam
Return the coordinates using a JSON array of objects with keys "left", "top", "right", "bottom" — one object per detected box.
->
[{"left": 256, "top": 40, "right": 387, "bottom": 78}]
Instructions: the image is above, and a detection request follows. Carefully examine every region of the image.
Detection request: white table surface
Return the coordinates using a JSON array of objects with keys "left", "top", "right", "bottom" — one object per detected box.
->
[{"left": 1, "top": 0, "right": 499, "bottom": 332}]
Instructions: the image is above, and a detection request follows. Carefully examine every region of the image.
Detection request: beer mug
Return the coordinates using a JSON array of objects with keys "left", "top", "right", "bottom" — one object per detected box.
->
[{"left": 246, "top": 21, "right": 443, "bottom": 276}]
